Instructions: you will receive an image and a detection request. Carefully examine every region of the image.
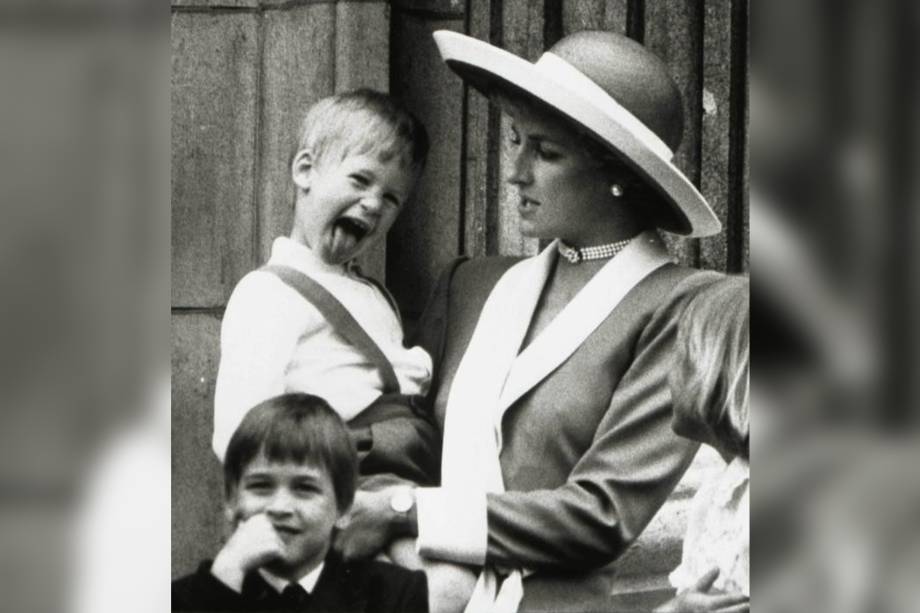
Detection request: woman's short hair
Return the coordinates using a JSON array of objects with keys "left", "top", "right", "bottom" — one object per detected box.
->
[
  {"left": 672, "top": 275, "right": 750, "bottom": 459},
  {"left": 223, "top": 393, "right": 358, "bottom": 513},
  {"left": 296, "top": 88, "right": 429, "bottom": 178}
]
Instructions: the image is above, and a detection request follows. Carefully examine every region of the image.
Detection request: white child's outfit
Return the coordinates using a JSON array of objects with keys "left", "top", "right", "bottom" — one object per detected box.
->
[
  {"left": 669, "top": 456, "right": 750, "bottom": 597},
  {"left": 212, "top": 236, "right": 432, "bottom": 461}
]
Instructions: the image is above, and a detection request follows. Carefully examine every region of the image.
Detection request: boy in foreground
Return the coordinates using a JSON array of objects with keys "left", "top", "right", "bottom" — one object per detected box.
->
[{"left": 173, "top": 393, "right": 428, "bottom": 612}]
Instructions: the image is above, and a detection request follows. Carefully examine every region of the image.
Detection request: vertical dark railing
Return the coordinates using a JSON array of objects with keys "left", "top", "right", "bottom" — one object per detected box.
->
[
  {"left": 627, "top": 0, "right": 645, "bottom": 43},
  {"left": 543, "top": 0, "right": 563, "bottom": 48},
  {"left": 727, "top": 0, "right": 748, "bottom": 272},
  {"left": 485, "top": 0, "right": 505, "bottom": 255}
]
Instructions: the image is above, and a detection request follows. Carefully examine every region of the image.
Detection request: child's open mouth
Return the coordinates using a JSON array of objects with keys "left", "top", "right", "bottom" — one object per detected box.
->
[
  {"left": 336, "top": 216, "right": 372, "bottom": 241},
  {"left": 330, "top": 216, "right": 373, "bottom": 257}
]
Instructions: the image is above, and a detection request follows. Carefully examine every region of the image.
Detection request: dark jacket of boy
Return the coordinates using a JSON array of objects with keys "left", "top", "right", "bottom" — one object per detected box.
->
[{"left": 172, "top": 549, "right": 427, "bottom": 612}]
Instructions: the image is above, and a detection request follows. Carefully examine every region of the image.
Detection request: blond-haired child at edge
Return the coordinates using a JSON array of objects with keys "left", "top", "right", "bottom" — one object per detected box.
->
[{"left": 656, "top": 276, "right": 750, "bottom": 613}]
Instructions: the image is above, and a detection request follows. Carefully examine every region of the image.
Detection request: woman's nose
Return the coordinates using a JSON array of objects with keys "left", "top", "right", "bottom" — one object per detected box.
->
[{"left": 508, "top": 148, "right": 533, "bottom": 186}]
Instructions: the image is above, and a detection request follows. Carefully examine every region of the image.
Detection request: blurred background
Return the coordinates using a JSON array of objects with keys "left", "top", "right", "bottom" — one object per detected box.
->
[
  {"left": 752, "top": 1, "right": 920, "bottom": 611},
  {"left": 0, "top": 0, "right": 917, "bottom": 611}
]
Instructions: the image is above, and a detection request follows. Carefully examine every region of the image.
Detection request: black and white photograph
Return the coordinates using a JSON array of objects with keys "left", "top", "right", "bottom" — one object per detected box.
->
[
  {"left": 171, "top": 1, "right": 748, "bottom": 611},
  {"left": 8, "top": 1, "right": 920, "bottom": 613}
]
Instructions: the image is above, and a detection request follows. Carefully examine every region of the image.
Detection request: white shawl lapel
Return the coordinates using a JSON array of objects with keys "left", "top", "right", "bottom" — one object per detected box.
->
[
  {"left": 438, "top": 244, "right": 556, "bottom": 613},
  {"left": 441, "top": 230, "right": 672, "bottom": 486},
  {"left": 495, "top": 231, "right": 672, "bottom": 439},
  {"left": 440, "top": 244, "right": 555, "bottom": 491}
]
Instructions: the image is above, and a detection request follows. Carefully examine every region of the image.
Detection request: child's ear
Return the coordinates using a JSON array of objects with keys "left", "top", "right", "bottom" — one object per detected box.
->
[
  {"left": 291, "top": 149, "right": 315, "bottom": 190},
  {"left": 223, "top": 500, "right": 247, "bottom": 538},
  {"left": 223, "top": 500, "right": 236, "bottom": 523},
  {"left": 224, "top": 490, "right": 242, "bottom": 525}
]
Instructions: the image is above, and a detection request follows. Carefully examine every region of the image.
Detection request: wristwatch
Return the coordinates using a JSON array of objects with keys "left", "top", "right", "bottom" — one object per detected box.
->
[{"left": 389, "top": 486, "right": 415, "bottom": 514}]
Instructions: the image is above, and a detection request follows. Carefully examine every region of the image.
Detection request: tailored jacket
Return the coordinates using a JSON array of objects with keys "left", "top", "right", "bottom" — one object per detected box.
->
[
  {"left": 413, "top": 248, "right": 720, "bottom": 612},
  {"left": 171, "top": 549, "right": 427, "bottom": 612}
]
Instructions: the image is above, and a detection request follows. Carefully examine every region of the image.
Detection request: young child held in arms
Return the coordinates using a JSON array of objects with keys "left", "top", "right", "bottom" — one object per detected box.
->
[
  {"left": 212, "top": 90, "right": 437, "bottom": 486},
  {"left": 173, "top": 393, "right": 428, "bottom": 611},
  {"left": 657, "top": 276, "right": 750, "bottom": 613}
]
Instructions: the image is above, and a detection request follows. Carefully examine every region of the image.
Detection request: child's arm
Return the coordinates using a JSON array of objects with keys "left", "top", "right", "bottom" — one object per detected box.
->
[
  {"left": 172, "top": 514, "right": 286, "bottom": 611},
  {"left": 210, "top": 513, "right": 286, "bottom": 593},
  {"left": 212, "top": 273, "right": 310, "bottom": 458}
]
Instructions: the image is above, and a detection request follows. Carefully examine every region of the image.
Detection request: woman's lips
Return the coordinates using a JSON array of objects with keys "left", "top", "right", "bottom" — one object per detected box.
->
[{"left": 518, "top": 197, "right": 540, "bottom": 218}]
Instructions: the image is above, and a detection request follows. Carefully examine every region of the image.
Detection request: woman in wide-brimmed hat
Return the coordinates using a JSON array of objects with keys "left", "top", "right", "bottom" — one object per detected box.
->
[{"left": 335, "top": 30, "right": 725, "bottom": 613}]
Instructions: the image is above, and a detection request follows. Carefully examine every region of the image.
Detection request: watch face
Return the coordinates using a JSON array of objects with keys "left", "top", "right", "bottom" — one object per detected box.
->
[{"left": 390, "top": 490, "right": 413, "bottom": 513}]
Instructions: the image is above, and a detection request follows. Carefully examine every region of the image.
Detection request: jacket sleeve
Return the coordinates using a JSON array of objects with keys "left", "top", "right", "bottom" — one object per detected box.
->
[
  {"left": 171, "top": 562, "right": 248, "bottom": 611},
  {"left": 364, "top": 561, "right": 430, "bottom": 613},
  {"left": 395, "top": 569, "right": 430, "bottom": 613},
  {"left": 480, "top": 276, "right": 706, "bottom": 570}
]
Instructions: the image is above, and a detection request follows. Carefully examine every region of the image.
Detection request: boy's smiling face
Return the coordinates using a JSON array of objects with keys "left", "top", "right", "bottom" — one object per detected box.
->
[
  {"left": 229, "top": 454, "right": 341, "bottom": 580},
  {"left": 291, "top": 150, "right": 415, "bottom": 266}
]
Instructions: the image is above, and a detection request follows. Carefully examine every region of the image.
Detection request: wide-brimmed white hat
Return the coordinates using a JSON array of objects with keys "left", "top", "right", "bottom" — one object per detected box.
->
[{"left": 433, "top": 30, "right": 721, "bottom": 237}]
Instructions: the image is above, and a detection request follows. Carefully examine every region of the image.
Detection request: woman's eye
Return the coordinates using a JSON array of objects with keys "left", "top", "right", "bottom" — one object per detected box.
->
[
  {"left": 384, "top": 194, "right": 401, "bottom": 208},
  {"left": 349, "top": 174, "right": 369, "bottom": 186},
  {"left": 536, "top": 146, "right": 560, "bottom": 161},
  {"left": 245, "top": 482, "right": 271, "bottom": 494}
]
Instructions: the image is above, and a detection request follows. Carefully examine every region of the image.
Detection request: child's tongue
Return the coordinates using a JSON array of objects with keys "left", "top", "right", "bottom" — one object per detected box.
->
[{"left": 329, "top": 222, "right": 358, "bottom": 260}]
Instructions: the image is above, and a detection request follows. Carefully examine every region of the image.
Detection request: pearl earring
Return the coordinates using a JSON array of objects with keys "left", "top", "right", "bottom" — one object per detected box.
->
[{"left": 610, "top": 184, "right": 624, "bottom": 198}]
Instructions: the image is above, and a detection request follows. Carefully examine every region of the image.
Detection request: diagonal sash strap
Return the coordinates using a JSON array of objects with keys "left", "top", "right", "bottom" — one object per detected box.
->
[
  {"left": 350, "top": 264, "right": 402, "bottom": 325},
  {"left": 261, "top": 264, "right": 401, "bottom": 395}
]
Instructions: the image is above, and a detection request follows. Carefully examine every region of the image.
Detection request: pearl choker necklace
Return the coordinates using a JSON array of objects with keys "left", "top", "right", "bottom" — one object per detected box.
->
[{"left": 557, "top": 237, "right": 633, "bottom": 264}]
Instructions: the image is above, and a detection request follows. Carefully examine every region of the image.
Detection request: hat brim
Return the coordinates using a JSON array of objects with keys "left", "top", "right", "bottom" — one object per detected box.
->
[{"left": 434, "top": 30, "right": 721, "bottom": 238}]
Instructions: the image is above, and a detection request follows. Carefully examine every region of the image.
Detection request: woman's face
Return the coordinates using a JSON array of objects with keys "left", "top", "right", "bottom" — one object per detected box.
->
[{"left": 505, "top": 102, "right": 615, "bottom": 243}]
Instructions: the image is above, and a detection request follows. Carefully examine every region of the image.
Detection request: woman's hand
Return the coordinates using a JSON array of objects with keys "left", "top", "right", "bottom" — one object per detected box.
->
[
  {"left": 334, "top": 486, "right": 406, "bottom": 560},
  {"left": 654, "top": 568, "right": 749, "bottom": 613}
]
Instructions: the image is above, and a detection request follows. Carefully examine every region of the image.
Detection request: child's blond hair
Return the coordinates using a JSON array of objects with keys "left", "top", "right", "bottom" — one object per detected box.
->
[
  {"left": 672, "top": 275, "right": 749, "bottom": 459},
  {"left": 296, "top": 88, "right": 428, "bottom": 178}
]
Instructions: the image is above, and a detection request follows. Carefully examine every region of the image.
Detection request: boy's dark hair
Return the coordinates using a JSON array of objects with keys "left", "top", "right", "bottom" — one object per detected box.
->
[
  {"left": 296, "top": 88, "right": 430, "bottom": 178},
  {"left": 223, "top": 393, "right": 358, "bottom": 513}
]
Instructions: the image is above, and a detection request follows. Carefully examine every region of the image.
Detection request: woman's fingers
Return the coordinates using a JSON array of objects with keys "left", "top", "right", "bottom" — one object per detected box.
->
[
  {"left": 654, "top": 588, "right": 748, "bottom": 613},
  {"left": 714, "top": 603, "right": 749, "bottom": 613},
  {"left": 693, "top": 567, "right": 721, "bottom": 591},
  {"left": 715, "top": 594, "right": 749, "bottom": 605},
  {"left": 709, "top": 593, "right": 749, "bottom": 611}
]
